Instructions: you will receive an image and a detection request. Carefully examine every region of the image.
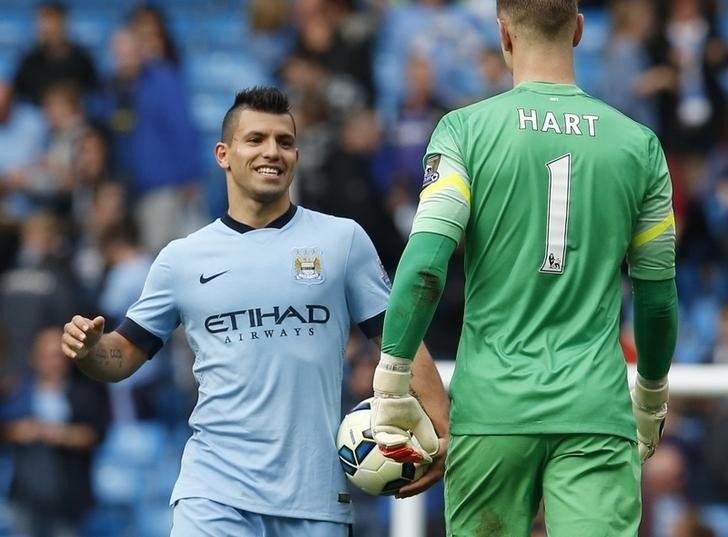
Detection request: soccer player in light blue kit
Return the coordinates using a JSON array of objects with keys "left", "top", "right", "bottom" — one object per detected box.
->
[{"left": 61, "top": 87, "right": 450, "bottom": 537}]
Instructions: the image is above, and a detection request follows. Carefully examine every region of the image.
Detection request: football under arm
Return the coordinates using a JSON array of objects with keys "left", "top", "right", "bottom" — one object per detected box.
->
[
  {"left": 73, "top": 331, "right": 149, "bottom": 383},
  {"left": 631, "top": 277, "right": 678, "bottom": 381}
]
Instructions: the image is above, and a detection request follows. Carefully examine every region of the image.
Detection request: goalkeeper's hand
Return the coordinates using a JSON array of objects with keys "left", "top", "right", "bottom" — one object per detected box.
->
[
  {"left": 631, "top": 374, "right": 669, "bottom": 464},
  {"left": 370, "top": 353, "right": 439, "bottom": 464}
]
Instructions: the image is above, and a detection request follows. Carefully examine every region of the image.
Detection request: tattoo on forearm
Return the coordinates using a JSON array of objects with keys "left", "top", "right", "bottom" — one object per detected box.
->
[{"left": 93, "top": 347, "right": 123, "bottom": 369}]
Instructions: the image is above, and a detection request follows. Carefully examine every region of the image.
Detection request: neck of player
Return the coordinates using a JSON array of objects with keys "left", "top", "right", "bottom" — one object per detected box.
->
[
  {"left": 511, "top": 42, "right": 577, "bottom": 87},
  {"left": 228, "top": 195, "right": 291, "bottom": 229}
]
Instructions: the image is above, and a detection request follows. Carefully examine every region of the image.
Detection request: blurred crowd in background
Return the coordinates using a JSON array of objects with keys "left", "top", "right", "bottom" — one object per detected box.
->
[{"left": 0, "top": 0, "right": 727, "bottom": 536}]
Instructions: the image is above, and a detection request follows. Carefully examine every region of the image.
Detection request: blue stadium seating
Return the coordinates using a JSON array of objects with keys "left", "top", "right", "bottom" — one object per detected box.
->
[
  {"left": 91, "top": 421, "right": 169, "bottom": 506},
  {"left": 67, "top": 9, "right": 119, "bottom": 51},
  {"left": 0, "top": 10, "right": 33, "bottom": 50},
  {"left": 184, "top": 50, "right": 272, "bottom": 94},
  {"left": 704, "top": 504, "right": 728, "bottom": 537}
]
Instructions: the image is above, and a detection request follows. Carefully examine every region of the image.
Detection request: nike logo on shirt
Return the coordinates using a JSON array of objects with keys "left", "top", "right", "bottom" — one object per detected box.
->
[{"left": 199, "top": 270, "right": 229, "bottom": 284}]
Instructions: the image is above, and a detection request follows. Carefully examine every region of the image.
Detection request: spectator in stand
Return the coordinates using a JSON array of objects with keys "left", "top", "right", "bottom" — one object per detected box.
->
[
  {"left": 673, "top": 509, "right": 716, "bottom": 537},
  {"left": 701, "top": 139, "right": 728, "bottom": 301},
  {"left": 652, "top": 0, "right": 727, "bottom": 153},
  {"left": 95, "top": 219, "right": 169, "bottom": 424},
  {"left": 597, "top": 0, "right": 675, "bottom": 134},
  {"left": 247, "top": 0, "right": 296, "bottom": 72},
  {"left": 320, "top": 108, "right": 405, "bottom": 272},
  {"left": 378, "top": 53, "right": 446, "bottom": 241},
  {"left": 0, "top": 79, "right": 48, "bottom": 225},
  {"left": 477, "top": 46, "right": 513, "bottom": 98},
  {"left": 0, "top": 326, "right": 109, "bottom": 537},
  {"left": 67, "top": 125, "right": 119, "bottom": 236},
  {"left": 2, "top": 81, "right": 89, "bottom": 221},
  {"left": 641, "top": 440, "right": 691, "bottom": 537},
  {"left": 702, "top": 398, "right": 728, "bottom": 506},
  {"left": 712, "top": 302, "right": 728, "bottom": 363},
  {"left": 91, "top": 24, "right": 202, "bottom": 254},
  {"left": 128, "top": 4, "right": 181, "bottom": 67},
  {"left": 291, "top": 0, "right": 376, "bottom": 105},
  {"left": 12, "top": 2, "right": 98, "bottom": 106},
  {"left": 0, "top": 212, "right": 83, "bottom": 384}
]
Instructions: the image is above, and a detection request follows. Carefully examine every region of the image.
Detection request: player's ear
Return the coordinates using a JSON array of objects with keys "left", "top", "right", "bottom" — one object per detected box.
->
[
  {"left": 215, "top": 141, "right": 229, "bottom": 170},
  {"left": 497, "top": 18, "right": 512, "bottom": 53},
  {"left": 573, "top": 13, "right": 584, "bottom": 47}
]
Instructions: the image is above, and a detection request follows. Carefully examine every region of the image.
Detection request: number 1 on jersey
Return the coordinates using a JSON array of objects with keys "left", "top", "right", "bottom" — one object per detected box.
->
[{"left": 540, "top": 154, "right": 571, "bottom": 274}]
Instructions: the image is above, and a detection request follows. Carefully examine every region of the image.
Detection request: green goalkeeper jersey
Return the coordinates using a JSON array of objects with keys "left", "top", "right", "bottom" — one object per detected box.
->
[{"left": 416, "top": 82, "right": 675, "bottom": 440}]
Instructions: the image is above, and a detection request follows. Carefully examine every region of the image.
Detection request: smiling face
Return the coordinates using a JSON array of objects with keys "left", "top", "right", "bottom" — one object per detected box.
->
[{"left": 216, "top": 109, "right": 299, "bottom": 214}]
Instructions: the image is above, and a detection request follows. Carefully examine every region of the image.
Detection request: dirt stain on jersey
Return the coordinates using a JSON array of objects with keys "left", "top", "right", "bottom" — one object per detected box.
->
[
  {"left": 413, "top": 270, "right": 442, "bottom": 304},
  {"left": 475, "top": 511, "right": 506, "bottom": 536}
]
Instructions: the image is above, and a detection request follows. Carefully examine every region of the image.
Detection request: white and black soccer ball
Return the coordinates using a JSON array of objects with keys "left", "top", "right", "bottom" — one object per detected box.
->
[{"left": 337, "top": 398, "right": 429, "bottom": 496}]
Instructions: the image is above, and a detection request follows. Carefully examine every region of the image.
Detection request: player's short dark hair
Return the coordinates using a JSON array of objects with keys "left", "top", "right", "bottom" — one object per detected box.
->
[
  {"left": 497, "top": 0, "right": 578, "bottom": 39},
  {"left": 220, "top": 86, "right": 295, "bottom": 144}
]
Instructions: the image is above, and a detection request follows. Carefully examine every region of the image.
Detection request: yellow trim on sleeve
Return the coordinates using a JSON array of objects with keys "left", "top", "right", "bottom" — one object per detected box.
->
[
  {"left": 420, "top": 173, "right": 471, "bottom": 205},
  {"left": 631, "top": 211, "right": 675, "bottom": 249}
]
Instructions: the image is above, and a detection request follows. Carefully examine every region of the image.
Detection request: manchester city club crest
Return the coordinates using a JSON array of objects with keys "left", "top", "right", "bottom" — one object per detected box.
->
[{"left": 293, "top": 248, "right": 324, "bottom": 284}]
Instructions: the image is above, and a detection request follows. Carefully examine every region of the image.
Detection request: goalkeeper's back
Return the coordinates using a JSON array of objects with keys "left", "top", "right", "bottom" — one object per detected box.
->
[{"left": 429, "top": 82, "right": 675, "bottom": 438}]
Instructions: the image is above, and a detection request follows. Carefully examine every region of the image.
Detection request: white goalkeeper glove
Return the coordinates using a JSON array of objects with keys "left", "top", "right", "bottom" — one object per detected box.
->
[
  {"left": 371, "top": 353, "right": 439, "bottom": 464},
  {"left": 631, "top": 374, "right": 669, "bottom": 464}
]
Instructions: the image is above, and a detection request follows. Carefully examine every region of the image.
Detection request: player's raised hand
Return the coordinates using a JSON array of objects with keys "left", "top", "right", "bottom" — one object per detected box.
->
[
  {"left": 631, "top": 374, "right": 669, "bottom": 464},
  {"left": 61, "top": 315, "right": 105, "bottom": 360},
  {"left": 371, "top": 353, "right": 439, "bottom": 464}
]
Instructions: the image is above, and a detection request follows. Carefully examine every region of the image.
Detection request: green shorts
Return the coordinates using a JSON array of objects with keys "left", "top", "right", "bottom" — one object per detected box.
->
[{"left": 445, "top": 434, "right": 641, "bottom": 537}]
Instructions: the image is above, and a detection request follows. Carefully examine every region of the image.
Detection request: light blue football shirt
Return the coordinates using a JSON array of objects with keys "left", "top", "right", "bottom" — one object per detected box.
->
[{"left": 117, "top": 205, "right": 390, "bottom": 524}]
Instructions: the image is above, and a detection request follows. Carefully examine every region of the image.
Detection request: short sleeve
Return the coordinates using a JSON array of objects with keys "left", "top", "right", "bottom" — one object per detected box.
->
[
  {"left": 125, "top": 245, "right": 181, "bottom": 342},
  {"left": 344, "top": 223, "right": 390, "bottom": 332},
  {"left": 412, "top": 113, "right": 471, "bottom": 242},
  {"left": 627, "top": 133, "right": 677, "bottom": 281}
]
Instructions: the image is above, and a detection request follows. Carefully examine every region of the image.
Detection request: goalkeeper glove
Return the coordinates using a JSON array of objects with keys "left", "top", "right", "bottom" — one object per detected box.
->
[
  {"left": 631, "top": 374, "right": 669, "bottom": 464},
  {"left": 371, "top": 353, "right": 439, "bottom": 463}
]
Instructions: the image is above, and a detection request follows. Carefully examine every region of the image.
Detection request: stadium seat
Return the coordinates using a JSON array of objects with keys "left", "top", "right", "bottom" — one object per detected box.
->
[
  {"left": 719, "top": 12, "right": 728, "bottom": 43},
  {"left": 579, "top": 8, "right": 611, "bottom": 56},
  {"left": 0, "top": 10, "right": 33, "bottom": 50},
  {"left": 80, "top": 505, "right": 131, "bottom": 537},
  {"left": 201, "top": 13, "right": 249, "bottom": 50},
  {"left": 133, "top": 504, "right": 173, "bottom": 537},
  {"left": 0, "top": 47, "right": 19, "bottom": 81},
  {"left": 190, "top": 91, "right": 231, "bottom": 133},
  {"left": 0, "top": 500, "right": 15, "bottom": 537},
  {"left": 68, "top": 9, "right": 119, "bottom": 51},
  {"left": 185, "top": 51, "right": 272, "bottom": 93},
  {"left": 574, "top": 50, "right": 602, "bottom": 95},
  {"left": 702, "top": 504, "right": 728, "bottom": 537},
  {"left": 91, "top": 421, "right": 170, "bottom": 506},
  {"left": 92, "top": 455, "right": 144, "bottom": 506},
  {"left": 100, "top": 421, "right": 169, "bottom": 467}
]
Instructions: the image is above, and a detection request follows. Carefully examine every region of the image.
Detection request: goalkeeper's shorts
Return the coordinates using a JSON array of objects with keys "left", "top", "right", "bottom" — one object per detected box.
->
[{"left": 444, "top": 433, "right": 641, "bottom": 537}]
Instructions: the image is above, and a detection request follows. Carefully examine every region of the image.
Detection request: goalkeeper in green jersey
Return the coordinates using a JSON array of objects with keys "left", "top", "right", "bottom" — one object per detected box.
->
[{"left": 369, "top": 0, "right": 678, "bottom": 535}]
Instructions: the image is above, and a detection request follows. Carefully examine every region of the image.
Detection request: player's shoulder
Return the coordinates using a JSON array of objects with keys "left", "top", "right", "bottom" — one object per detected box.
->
[
  {"left": 442, "top": 91, "right": 512, "bottom": 122},
  {"left": 434, "top": 91, "right": 518, "bottom": 136},
  {"left": 583, "top": 91, "right": 659, "bottom": 141},
  {"left": 156, "top": 218, "right": 225, "bottom": 256},
  {"left": 295, "top": 206, "right": 363, "bottom": 235}
]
